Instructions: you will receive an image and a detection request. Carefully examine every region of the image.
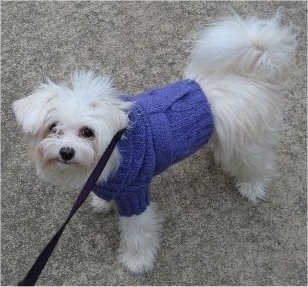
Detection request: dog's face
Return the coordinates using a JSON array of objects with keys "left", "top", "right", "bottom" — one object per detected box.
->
[{"left": 13, "top": 71, "right": 130, "bottom": 187}]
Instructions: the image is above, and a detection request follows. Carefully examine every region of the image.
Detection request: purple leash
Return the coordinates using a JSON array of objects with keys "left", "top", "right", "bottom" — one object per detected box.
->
[{"left": 18, "top": 129, "right": 126, "bottom": 286}]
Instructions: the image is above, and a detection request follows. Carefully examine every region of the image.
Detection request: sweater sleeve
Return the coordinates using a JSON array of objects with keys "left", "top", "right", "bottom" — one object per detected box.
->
[
  {"left": 113, "top": 185, "right": 150, "bottom": 216},
  {"left": 92, "top": 181, "right": 151, "bottom": 216}
]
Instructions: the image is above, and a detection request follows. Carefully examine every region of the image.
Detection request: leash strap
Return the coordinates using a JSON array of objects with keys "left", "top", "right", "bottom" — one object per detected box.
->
[{"left": 18, "top": 129, "right": 126, "bottom": 286}]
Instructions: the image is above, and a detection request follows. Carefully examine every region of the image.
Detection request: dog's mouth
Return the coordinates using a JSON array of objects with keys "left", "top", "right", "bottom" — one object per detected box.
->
[
  {"left": 57, "top": 159, "right": 80, "bottom": 167},
  {"left": 58, "top": 159, "right": 76, "bottom": 165},
  {"left": 45, "top": 158, "right": 80, "bottom": 167}
]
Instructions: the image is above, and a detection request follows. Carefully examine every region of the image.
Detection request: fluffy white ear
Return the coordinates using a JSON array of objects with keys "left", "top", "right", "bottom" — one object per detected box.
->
[{"left": 12, "top": 88, "right": 56, "bottom": 135}]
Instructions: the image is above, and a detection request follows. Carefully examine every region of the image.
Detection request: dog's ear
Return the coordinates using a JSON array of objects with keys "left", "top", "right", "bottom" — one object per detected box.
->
[{"left": 12, "top": 89, "right": 56, "bottom": 135}]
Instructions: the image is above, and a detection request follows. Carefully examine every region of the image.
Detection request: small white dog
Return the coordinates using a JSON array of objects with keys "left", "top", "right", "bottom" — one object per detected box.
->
[{"left": 13, "top": 11, "right": 298, "bottom": 273}]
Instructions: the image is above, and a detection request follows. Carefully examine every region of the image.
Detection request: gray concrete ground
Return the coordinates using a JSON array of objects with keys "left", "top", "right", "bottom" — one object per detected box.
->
[{"left": 1, "top": 1, "right": 307, "bottom": 286}]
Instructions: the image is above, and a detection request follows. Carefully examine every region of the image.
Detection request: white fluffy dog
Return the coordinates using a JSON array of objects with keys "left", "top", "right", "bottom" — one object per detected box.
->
[{"left": 13, "top": 12, "right": 298, "bottom": 273}]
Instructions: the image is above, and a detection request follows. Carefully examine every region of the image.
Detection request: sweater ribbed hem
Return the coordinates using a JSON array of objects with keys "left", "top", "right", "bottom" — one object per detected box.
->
[{"left": 115, "top": 189, "right": 150, "bottom": 216}]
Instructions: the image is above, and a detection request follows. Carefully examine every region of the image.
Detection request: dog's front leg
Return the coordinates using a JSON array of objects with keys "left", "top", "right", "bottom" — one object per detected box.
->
[
  {"left": 90, "top": 192, "right": 115, "bottom": 213},
  {"left": 118, "top": 202, "right": 163, "bottom": 273}
]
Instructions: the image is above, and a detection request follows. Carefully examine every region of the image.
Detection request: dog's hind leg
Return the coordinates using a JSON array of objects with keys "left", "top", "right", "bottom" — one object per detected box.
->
[
  {"left": 236, "top": 154, "right": 276, "bottom": 204},
  {"left": 214, "top": 140, "right": 276, "bottom": 204},
  {"left": 234, "top": 149, "right": 276, "bottom": 203},
  {"left": 195, "top": 70, "right": 283, "bottom": 205}
]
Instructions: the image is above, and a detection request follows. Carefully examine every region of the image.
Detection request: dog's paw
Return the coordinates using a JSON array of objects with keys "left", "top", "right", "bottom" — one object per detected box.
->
[
  {"left": 118, "top": 249, "right": 156, "bottom": 274},
  {"left": 237, "top": 180, "right": 269, "bottom": 204},
  {"left": 90, "top": 193, "right": 114, "bottom": 213}
]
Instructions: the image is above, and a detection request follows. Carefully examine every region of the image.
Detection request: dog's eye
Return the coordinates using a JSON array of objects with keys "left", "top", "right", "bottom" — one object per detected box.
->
[
  {"left": 49, "top": 123, "right": 58, "bottom": 133},
  {"left": 80, "top": 127, "right": 95, "bottom": 138}
]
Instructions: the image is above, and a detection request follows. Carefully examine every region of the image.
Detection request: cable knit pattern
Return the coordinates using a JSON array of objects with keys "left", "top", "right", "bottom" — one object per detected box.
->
[{"left": 93, "top": 80, "right": 214, "bottom": 216}]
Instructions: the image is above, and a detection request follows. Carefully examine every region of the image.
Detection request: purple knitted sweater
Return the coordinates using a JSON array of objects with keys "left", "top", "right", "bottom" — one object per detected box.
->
[{"left": 93, "top": 80, "right": 214, "bottom": 216}]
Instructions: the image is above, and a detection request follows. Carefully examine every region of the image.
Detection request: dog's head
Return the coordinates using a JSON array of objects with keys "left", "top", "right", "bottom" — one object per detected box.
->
[{"left": 13, "top": 70, "right": 130, "bottom": 187}]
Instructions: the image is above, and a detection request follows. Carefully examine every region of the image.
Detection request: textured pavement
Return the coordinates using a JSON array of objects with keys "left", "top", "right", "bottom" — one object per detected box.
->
[{"left": 1, "top": 1, "right": 307, "bottom": 286}]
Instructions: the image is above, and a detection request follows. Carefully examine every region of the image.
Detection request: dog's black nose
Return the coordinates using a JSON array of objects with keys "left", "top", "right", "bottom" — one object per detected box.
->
[{"left": 59, "top": 147, "right": 75, "bottom": 161}]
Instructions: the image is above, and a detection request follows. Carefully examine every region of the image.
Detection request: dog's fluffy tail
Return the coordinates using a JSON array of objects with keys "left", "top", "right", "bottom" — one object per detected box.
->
[{"left": 184, "top": 9, "right": 299, "bottom": 81}]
